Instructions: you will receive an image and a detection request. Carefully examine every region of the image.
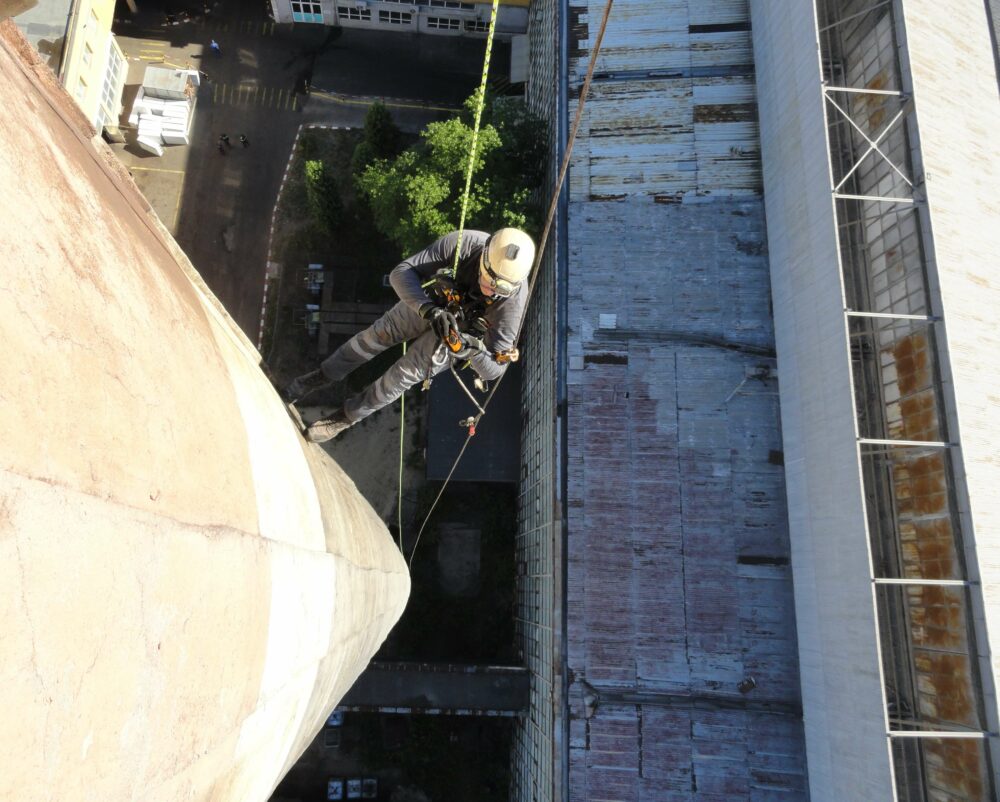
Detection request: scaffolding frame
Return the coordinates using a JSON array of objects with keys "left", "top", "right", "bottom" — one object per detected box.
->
[{"left": 815, "top": 0, "right": 998, "bottom": 799}]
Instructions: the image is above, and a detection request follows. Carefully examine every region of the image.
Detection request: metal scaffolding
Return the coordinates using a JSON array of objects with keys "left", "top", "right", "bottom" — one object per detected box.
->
[{"left": 816, "top": 0, "right": 997, "bottom": 799}]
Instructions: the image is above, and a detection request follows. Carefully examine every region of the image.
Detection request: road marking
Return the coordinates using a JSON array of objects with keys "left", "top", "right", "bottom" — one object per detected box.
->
[
  {"left": 309, "top": 89, "right": 458, "bottom": 113},
  {"left": 209, "top": 84, "right": 305, "bottom": 110},
  {"left": 129, "top": 166, "right": 185, "bottom": 175}
]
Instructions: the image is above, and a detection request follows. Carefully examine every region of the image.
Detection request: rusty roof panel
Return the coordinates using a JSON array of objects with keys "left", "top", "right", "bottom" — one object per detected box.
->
[{"left": 570, "top": 73, "right": 761, "bottom": 199}]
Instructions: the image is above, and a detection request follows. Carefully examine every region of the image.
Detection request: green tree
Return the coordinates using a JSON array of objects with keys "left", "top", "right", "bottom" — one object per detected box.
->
[
  {"left": 357, "top": 91, "right": 547, "bottom": 256},
  {"left": 304, "top": 159, "right": 342, "bottom": 233},
  {"left": 352, "top": 101, "right": 404, "bottom": 176}
]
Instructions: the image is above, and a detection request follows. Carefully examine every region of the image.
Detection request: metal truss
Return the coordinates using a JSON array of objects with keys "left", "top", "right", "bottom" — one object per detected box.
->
[{"left": 815, "top": 0, "right": 997, "bottom": 798}]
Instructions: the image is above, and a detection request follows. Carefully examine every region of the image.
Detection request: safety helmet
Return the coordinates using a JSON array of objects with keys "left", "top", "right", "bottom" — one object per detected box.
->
[{"left": 480, "top": 228, "right": 535, "bottom": 298}]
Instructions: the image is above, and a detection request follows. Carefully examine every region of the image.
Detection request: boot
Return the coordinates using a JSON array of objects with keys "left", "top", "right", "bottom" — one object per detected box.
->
[
  {"left": 284, "top": 369, "right": 330, "bottom": 402},
  {"left": 305, "top": 405, "right": 354, "bottom": 443}
]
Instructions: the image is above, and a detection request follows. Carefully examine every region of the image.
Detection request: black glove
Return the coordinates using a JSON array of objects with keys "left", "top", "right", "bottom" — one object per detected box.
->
[
  {"left": 421, "top": 304, "right": 459, "bottom": 342},
  {"left": 454, "top": 333, "right": 487, "bottom": 360}
]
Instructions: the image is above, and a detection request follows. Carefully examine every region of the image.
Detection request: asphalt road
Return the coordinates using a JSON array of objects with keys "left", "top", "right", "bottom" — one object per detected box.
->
[{"left": 110, "top": 1, "right": 501, "bottom": 340}]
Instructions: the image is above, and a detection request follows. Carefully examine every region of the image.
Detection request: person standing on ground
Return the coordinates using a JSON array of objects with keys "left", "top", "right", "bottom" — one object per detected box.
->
[
  {"left": 284, "top": 228, "right": 535, "bottom": 443},
  {"left": 239, "top": 134, "right": 249, "bottom": 148},
  {"left": 219, "top": 133, "right": 231, "bottom": 148},
  {"left": 210, "top": 39, "right": 221, "bottom": 55}
]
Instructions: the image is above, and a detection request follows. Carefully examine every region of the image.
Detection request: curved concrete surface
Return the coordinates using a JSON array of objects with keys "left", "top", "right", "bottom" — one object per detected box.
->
[{"left": 0, "top": 21, "right": 409, "bottom": 802}]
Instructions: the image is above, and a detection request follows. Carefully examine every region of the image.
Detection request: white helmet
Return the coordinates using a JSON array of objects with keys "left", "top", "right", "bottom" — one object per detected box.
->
[{"left": 480, "top": 228, "right": 535, "bottom": 298}]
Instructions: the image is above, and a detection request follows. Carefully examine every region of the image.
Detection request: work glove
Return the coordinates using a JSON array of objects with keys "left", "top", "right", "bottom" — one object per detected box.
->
[
  {"left": 421, "top": 304, "right": 459, "bottom": 342},
  {"left": 454, "top": 333, "right": 488, "bottom": 361}
]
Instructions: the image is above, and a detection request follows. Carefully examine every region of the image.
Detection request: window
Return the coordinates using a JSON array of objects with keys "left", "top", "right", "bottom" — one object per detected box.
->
[
  {"left": 97, "top": 39, "right": 126, "bottom": 129},
  {"left": 76, "top": 77, "right": 87, "bottom": 102},
  {"left": 337, "top": 5, "right": 371, "bottom": 20},
  {"left": 378, "top": 9, "right": 412, "bottom": 23},
  {"left": 464, "top": 18, "right": 488, "bottom": 32},
  {"left": 427, "top": 16, "right": 460, "bottom": 29},
  {"left": 429, "top": 0, "right": 474, "bottom": 9},
  {"left": 82, "top": 42, "right": 93, "bottom": 67},
  {"left": 291, "top": 1, "right": 324, "bottom": 23}
]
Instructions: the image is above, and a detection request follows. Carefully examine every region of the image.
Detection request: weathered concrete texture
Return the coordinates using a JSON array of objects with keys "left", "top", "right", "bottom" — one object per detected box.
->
[
  {"left": 900, "top": 0, "right": 1000, "bottom": 731},
  {"left": 565, "top": 198, "right": 807, "bottom": 799},
  {"left": 0, "top": 21, "right": 408, "bottom": 802},
  {"left": 749, "top": 3, "right": 894, "bottom": 798}
]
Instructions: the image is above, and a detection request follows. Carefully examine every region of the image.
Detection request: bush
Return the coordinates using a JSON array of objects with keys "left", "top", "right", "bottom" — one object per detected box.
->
[
  {"left": 352, "top": 101, "right": 404, "bottom": 176},
  {"left": 304, "top": 159, "right": 343, "bottom": 233}
]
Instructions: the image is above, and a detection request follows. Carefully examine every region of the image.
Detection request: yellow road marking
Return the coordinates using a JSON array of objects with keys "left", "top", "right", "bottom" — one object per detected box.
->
[
  {"left": 309, "top": 90, "right": 458, "bottom": 113},
  {"left": 129, "top": 166, "right": 185, "bottom": 175},
  {"left": 292, "top": 94, "right": 298, "bottom": 112}
]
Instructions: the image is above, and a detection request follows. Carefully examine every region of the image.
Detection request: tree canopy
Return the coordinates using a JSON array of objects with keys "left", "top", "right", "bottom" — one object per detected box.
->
[{"left": 356, "top": 92, "right": 547, "bottom": 256}]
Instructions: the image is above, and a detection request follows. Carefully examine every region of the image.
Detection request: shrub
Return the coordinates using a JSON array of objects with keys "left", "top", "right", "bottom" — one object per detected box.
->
[{"left": 304, "top": 159, "right": 342, "bottom": 233}]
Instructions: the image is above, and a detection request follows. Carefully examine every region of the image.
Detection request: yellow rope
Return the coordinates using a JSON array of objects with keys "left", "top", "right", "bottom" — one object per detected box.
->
[
  {"left": 409, "top": 0, "right": 618, "bottom": 566},
  {"left": 450, "top": 0, "right": 501, "bottom": 278}
]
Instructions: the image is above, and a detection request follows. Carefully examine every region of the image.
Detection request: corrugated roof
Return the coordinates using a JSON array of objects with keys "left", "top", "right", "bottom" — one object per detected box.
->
[{"left": 569, "top": 1, "right": 759, "bottom": 200}]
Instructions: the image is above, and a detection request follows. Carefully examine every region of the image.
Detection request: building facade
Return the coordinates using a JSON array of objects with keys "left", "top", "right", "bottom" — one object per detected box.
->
[
  {"left": 269, "top": 0, "right": 529, "bottom": 37},
  {"left": 515, "top": 0, "right": 809, "bottom": 799},
  {"left": 752, "top": 0, "right": 1000, "bottom": 798},
  {"left": 515, "top": 0, "right": 1000, "bottom": 800}
]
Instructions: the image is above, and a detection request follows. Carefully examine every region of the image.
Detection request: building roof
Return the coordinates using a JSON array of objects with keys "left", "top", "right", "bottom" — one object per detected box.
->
[
  {"left": 12, "top": 0, "right": 74, "bottom": 74},
  {"left": 561, "top": 1, "right": 808, "bottom": 797}
]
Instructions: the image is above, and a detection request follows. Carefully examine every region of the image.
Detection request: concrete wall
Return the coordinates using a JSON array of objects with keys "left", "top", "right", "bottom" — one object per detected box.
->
[
  {"left": 748, "top": 2, "right": 894, "bottom": 799},
  {"left": 0, "top": 22, "right": 409, "bottom": 802},
  {"left": 900, "top": 0, "right": 1000, "bottom": 743}
]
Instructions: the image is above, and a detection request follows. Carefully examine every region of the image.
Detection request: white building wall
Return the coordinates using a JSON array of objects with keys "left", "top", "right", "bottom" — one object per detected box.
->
[
  {"left": 748, "top": 3, "right": 895, "bottom": 800},
  {"left": 899, "top": 0, "right": 1000, "bottom": 741}
]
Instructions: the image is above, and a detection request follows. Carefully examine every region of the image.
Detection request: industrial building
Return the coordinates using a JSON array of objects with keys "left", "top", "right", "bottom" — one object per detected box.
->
[
  {"left": 5, "top": 0, "right": 1000, "bottom": 798},
  {"left": 514, "top": 0, "right": 1000, "bottom": 800}
]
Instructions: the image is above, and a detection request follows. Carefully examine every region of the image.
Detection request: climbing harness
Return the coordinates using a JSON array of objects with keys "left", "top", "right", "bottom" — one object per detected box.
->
[{"left": 405, "top": 0, "right": 616, "bottom": 570}]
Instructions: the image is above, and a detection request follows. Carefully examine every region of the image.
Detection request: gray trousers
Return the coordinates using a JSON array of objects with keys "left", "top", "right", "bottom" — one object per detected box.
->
[{"left": 318, "top": 301, "right": 451, "bottom": 423}]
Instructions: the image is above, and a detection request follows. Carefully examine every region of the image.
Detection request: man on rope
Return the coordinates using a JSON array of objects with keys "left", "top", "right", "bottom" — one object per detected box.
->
[{"left": 284, "top": 227, "right": 535, "bottom": 443}]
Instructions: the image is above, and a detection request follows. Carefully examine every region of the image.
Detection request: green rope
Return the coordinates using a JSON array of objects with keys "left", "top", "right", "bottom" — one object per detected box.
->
[{"left": 450, "top": 0, "right": 501, "bottom": 278}]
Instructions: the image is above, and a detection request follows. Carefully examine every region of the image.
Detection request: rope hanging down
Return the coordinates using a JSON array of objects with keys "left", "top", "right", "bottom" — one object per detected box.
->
[
  {"left": 408, "top": 0, "right": 617, "bottom": 570},
  {"left": 450, "top": 0, "right": 502, "bottom": 279},
  {"left": 396, "top": 0, "right": 500, "bottom": 557}
]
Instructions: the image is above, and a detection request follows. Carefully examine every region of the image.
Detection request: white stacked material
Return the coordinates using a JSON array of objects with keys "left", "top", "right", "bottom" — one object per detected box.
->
[
  {"left": 136, "top": 136, "right": 164, "bottom": 156},
  {"left": 160, "top": 120, "right": 190, "bottom": 146},
  {"left": 126, "top": 67, "right": 199, "bottom": 150},
  {"left": 127, "top": 87, "right": 149, "bottom": 126}
]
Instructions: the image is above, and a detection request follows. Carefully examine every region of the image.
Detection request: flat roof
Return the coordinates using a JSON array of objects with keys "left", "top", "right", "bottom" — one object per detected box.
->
[{"left": 562, "top": 0, "right": 808, "bottom": 796}]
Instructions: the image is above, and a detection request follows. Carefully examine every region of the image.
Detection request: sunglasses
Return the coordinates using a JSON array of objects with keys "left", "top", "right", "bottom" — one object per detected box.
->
[{"left": 481, "top": 242, "right": 519, "bottom": 298}]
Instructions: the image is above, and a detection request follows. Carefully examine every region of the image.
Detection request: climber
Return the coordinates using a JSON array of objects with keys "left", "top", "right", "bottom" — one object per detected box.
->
[{"left": 284, "top": 228, "right": 535, "bottom": 443}]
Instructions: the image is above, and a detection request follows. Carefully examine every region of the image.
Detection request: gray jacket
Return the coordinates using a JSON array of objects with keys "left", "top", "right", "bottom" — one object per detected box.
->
[{"left": 389, "top": 230, "right": 527, "bottom": 381}]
